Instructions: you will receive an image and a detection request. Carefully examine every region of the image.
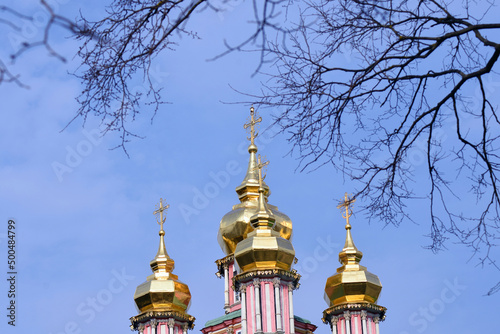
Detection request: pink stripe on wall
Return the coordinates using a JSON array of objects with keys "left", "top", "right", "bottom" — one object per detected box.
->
[
  {"left": 282, "top": 284, "right": 289, "bottom": 334},
  {"left": 263, "top": 282, "right": 269, "bottom": 333},
  {"left": 270, "top": 283, "right": 276, "bottom": 332},
  {"left": 370, "top": 317, "right": 377, "bottom": 334},
  {"left": 248, "top": 285, "right": 254, "bottom": 334}
]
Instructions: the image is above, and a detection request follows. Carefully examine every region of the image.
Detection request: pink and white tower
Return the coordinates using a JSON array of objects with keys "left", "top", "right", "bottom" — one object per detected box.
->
[
  {"left": 322, "top": 194, "right": 386, "bottom": 334},
  {"left": 201, "top": 108, "right": 316, "bottom": 334}
]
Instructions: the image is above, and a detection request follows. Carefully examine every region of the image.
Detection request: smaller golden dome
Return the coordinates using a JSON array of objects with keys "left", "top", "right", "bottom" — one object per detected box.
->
[
  {"left": 133, "top": 199, "right": 192, "bottom": 315},
  {"left": 234, "top": 156, "right": 295, "bottom": 272},
  {"left": 324, "top": 194, "right": 382, "bottom": 307}
]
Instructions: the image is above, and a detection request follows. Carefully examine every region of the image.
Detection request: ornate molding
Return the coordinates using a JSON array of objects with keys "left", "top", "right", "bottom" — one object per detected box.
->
[
  {"left": 322, "top": 302, "right": 386, "bottom": 324},
  {"left": 343, "top": 311, "right": 351, "bottom": 321},
  {"left": 130, "top": 311, "right": 195, "bottom": 331},
  {"left": 215, "top": 254, "right": 234, "bottom": 276},
  {"left": 361, "top": 310, "right": 367, "bottom": 321},
  {"left": 374, "top": 317, "right": 380, "bottom": 324},
  {"left": 150, "top": 319, "right": 158, "bottom": 328},
  {"left": 253, "top": 278, "right": 261, "bottom": 287},
  {"left": 273, "top": 277, "right": 281, "bottom": 287},
  {"left": 168, "top": 318, "right": 175, "bottom": 328}
]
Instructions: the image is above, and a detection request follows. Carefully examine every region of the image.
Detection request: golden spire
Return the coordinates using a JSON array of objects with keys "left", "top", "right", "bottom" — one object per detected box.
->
[
  {"left": 150, "top": 198, "right": 174, "bottom": 273},
  {"left": 236, "top": 106, "right": 270, "bottom": 201},
  {"left": 250, "top": 155, "right": 275, "bottom": 228},
  {"left": 336, "top": 193, "right": 361, "bottom": 261}
]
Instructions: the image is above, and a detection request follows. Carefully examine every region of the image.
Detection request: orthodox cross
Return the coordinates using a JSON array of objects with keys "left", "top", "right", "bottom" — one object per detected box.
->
[
  {"left": 254, "top": 154, "right": 269, "bottom": 187},
  {"left": 337, "top": 193, "right": 356, "bottom": 226},
  {"left": 154, "top": 198, "right": 169, "bottom": 231},
  {"left": 244, "top": 106, "right": 262, "bottom": 145}
]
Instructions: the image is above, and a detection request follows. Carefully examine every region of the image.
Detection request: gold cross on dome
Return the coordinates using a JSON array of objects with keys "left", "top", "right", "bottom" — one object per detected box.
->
[
  {"left": 243, "top": 106, "right": 262, "bottom": 145},
  {"left": 254, "top": 154, "right": 269, "bottom": 187},
  {"left": 154, "top": 198, "right": 170, "bottom": 231},
  {"left": 337, "top": 193, "right": 356, "bottom": 225}
]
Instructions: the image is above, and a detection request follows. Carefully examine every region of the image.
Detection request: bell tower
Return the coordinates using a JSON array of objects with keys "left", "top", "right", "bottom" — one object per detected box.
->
[{"left": 202, "top": 108, "right": 316, "bottom": 334}]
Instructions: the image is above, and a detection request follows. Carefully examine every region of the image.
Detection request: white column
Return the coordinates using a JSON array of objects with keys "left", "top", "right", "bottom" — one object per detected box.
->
[
  {"left": 241, "top": 284, "right": 247, "bottom": 334},
  {"left": 361, "top": 311, "right": 367, "bottom": 334},
  {"left": 138, "top": 324, "right": 145, "bottom": 334},
  {"left": 273, "top": 278, "right": 282, "bottom": 332},
  {"left": 265, "top": 283, "right": 272, "bottom": 331},
  {"left": 367, "top": 317, "right": 372, "bottom": 334},
  {"left": 331, "top": 317, "right": 338, "bottom": 334},
  {"left": 374, "top": 317, "right": 380, "bottom": 334},
  {"left": 344, "top": 311, "right": 351, "bottom": 334},
  {"left": 182, "top": 324, "right": 188, "bottom": 334},
  {"left": 224, "top": 264, "right": 230, "bottom": 310},
  {"left": 288, "top": 283, "right": 295, "bottom": 334},
  {"left": 254, "top": 279, "right": 262, "bottom": 332},
  {"left": 168, "top": 319, "right": 175, "bottom": 334},
  {"left": 150, "top": 319, "right": 158, "bottom": 334},
  {"left": 353, "top": 313, "right": 360, "bottom": 334}
]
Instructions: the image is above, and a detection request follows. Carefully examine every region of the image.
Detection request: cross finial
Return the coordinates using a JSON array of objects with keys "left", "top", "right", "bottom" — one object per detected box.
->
[
  {"left": 154, "top": 198, "right": 170, "bottom": 232},
  {"left": 337, "top": 193, "right": 356, "bottom": 227},
  {"left": 243, "top": 106, "right": 262, "bottom": 145},
  {"left": 253, "top": 154, "right": 269, "bottom": 187}
]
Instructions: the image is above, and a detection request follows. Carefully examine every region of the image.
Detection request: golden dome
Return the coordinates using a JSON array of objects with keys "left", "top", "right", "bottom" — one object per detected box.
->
[
  {"left": 134, "top": 199, "right": 192, "bottom": 315},
  {"left": 324, "top": 194, "right": 382, "bottom": 307},
  {"left": 234, "top": 156, "right": 295, "bottom": 272},
  {"left": 217, "top": 108, "right": 292, "bottom": 255}
]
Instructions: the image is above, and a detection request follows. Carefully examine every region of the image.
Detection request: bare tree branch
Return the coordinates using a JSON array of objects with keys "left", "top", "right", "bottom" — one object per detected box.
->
[{"left": 255, "top": 0, "right": 500, "bottom": 289}]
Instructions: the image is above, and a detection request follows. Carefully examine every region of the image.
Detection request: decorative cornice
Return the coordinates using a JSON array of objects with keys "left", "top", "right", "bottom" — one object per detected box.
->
[
  {"left": 215, "top": 254, "right": 235, "bottom": 275},
  {"left": 130, "top": 311, "right": 195, "bottom": 330},
  {"left": 321, "top": 302, "right": 386, "bottom": 324},
  {"left": 233, "top": 268, "right": 300, "bottom": 291}
]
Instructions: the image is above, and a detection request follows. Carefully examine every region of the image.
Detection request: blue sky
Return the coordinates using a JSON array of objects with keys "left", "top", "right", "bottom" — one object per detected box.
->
[{"left": 1, "top": 1, "right": 499, "bottom": 334}]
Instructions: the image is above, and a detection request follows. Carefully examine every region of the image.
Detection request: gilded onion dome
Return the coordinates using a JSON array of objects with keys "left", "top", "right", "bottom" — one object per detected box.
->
[
  {"left": 234, "top": 156, "right": 295, "bottom": 272},
  {"left": 134, "top": 199, "right": 192, "bottom": 314},
  {"left": 324, "top": 194, "right": 382, "bottom": 306},
  {"left": 217, "top": 107, "right": 292, "bottom": 255}
]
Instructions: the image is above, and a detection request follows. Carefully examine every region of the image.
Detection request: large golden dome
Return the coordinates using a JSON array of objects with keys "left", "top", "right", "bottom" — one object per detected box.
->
[
  {"left": 324, "top": 194, "right": 382, "bottom": 307},
  {"left": 218, "top": 140, "right": 292, "bottom": 255}
]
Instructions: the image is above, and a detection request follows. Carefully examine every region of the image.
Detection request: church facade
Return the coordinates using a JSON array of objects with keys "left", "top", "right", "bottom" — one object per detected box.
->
[{"left": 129, "top": 108, "right": 386, "bottom": 334}]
